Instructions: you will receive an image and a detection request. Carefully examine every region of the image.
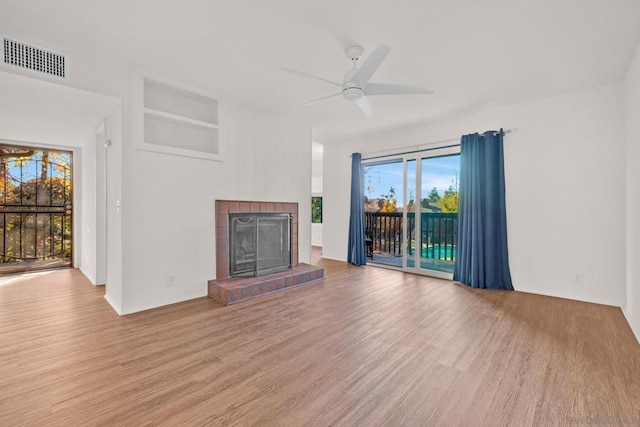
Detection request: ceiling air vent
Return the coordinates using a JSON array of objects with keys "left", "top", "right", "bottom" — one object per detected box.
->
[{"left": 2, "top": 36, "right": 66, "bottom": 79}]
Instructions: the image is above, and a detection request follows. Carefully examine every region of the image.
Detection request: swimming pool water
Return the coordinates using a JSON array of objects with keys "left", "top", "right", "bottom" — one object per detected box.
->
[{"left": 409, "top": 244, "right": 456, "bottom": 260}]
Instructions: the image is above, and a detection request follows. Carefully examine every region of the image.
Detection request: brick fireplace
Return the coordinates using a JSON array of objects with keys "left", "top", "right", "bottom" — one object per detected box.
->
[{"left": 209, "top": 199, "right": 324, "bottom": 305}]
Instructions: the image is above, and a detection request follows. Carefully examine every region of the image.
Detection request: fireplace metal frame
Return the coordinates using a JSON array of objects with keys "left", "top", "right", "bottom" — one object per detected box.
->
[{"left": 229, "top": 213, "right": 292, "bottom": 277}]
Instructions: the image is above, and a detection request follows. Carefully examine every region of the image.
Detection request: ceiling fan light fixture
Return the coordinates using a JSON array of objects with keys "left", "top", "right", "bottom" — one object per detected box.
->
[{"left": 342, "top": 86, "right": 363, "bottom": 101}]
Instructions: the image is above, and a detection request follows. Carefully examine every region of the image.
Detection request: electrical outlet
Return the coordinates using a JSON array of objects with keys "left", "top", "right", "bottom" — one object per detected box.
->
[
  {"left": 573, "top": 273, "right": 584, "bottom": 284},
  {"left": 167, "top": 275, "right": 176, "bottom": 287}
]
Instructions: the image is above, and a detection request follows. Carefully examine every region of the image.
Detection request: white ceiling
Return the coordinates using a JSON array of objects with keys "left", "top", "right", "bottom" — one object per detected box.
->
[{"left": 1, "top": 0, "right": 639, "bottom": 144}]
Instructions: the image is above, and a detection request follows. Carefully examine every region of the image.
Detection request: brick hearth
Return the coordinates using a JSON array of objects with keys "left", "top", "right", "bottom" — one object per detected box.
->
[
  {"left": 208, "top": 263, "right": 324, "bottom": 305},
  {"left": 209, "top": 199, "right": 324, "bottom": 305}
]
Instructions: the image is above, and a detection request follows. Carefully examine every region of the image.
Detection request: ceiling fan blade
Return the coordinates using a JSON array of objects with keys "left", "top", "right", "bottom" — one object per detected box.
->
[
  {"left": 280, "top": 67, "right": 342, "bottom": 87},
  {"left": 365, "top": 83, "right": 435, "bottom": 96},
  {"left": 352, "top": 44, "right": 391, "bottom": 88},
  {"left": 302, "top": 92, "right": 342, "bottom": 107},
  {"left": 355, "top": 95, "right": 374, "bottom": 117}
]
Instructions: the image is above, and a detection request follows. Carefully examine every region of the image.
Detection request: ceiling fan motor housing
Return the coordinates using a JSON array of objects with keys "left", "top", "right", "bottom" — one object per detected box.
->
[
  {"left": 343, "top": 86, "right": 363, "bottom": 101},
  {"left": 342, "top": 65, "right": 362, "bottom": 100}
]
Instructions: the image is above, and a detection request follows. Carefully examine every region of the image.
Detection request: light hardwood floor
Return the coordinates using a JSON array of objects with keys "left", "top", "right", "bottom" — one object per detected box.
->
[{"left": 1, "top": 253, "right": 639, "bottom": 426}]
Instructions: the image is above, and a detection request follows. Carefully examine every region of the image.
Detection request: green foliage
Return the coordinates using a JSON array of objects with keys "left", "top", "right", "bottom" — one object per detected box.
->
[
  {"left": 441, "top": 186, "right": 459, "bottom": 213},
  {"left": 311, "top": 197, "right": 322, "bottom": 223},
  {"left": 441, "top": 175, "right": 459, "bottom": 213},
  {"left": 421, "top": 175, "right": 459, "bottom": 213},
  {"left": 428, "top": 187, "right": 440, "bottom": 202}
]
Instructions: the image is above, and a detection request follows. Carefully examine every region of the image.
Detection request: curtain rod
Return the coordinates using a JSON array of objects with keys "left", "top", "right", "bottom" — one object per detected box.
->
[{"left": 359, "top": 129, "right": 512, "bottom": 161}]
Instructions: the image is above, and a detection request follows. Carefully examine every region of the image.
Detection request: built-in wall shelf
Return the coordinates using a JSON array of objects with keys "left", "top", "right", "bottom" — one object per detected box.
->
[
  {"left": 136, "top": 74, "right": 222, "bottom": 161},
  {"left": 143, "top": 108, "right": 219, "bottom": 129}
]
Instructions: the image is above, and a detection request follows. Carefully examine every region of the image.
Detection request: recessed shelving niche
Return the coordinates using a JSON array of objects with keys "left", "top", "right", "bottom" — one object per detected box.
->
[{"left": 138, "top": 74, "right": 221, "bottom": 161}]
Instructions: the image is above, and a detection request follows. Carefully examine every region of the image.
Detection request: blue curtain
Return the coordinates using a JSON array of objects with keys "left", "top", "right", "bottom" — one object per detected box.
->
[
  {"left": 347, "top": 153, "right": 367, "bottom": 265},
  {"left": 453, "top": 130, "right": 513, "bottom": 290}
]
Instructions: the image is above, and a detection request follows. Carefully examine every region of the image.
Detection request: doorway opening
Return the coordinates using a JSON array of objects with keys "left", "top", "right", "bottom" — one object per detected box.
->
[{"left": 0, "top": 144, "right": 73, "bottom": 274}]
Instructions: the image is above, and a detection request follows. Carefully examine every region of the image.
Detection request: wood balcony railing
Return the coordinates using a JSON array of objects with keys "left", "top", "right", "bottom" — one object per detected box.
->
[{"left": 364, "top": 211, "right": 458, "bottom": 260}]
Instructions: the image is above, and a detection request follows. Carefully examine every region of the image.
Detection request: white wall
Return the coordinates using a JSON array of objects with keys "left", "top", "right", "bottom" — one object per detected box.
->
[
  {"left": 103, "top": 108, "right": 124, "bottom": 314},
  {"left": 120, "top": 100, "right": 312, "bottom": 314},
  {"left": 95, "top": 124, "right": 107, "bottom": 286},
  {"left": 79, "top": 131, "right": 97, "bottom": 284},
  {"left": 323, "top": 143, "right": 351, "bottom": 261},
  {"left": 311, "top": 226, "right": 323, "bottom": 247},
  {"left": 625, "top": 44, "right": 640, "bottom": 341},
  {"left": 323, "top": 82, "right": 627, "bottom": 307}
]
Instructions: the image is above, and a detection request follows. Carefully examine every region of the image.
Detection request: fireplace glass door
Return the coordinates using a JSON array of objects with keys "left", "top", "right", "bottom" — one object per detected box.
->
[{"left": 229, "top": 213, "right": 291, "bottom": 277}]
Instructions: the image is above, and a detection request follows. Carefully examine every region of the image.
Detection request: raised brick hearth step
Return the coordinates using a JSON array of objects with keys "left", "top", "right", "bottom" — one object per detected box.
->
[{"left": 208, "top": 263, "right": 324, "bottom": 305}]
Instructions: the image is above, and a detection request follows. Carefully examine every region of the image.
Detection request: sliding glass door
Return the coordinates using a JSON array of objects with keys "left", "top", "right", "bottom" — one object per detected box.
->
[
  {"left": 365, "top": 146, "right": 460, "bottom": 278},
  {"left": 413, "top": 153, "right": 459, "bottom": 275},
  {"left": 363, "top": 159, "right": 404, "bottom": 268}
]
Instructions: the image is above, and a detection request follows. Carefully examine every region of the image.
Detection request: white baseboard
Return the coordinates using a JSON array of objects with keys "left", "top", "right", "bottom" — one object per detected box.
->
[
  {"left": 622, "top": 307, "right": 640, "bottom": 345},
  {"left": 320, "top": 254, "right": 346, "bottom": 262},
  {"left": 119, "top": 290, "right": 208, "bottom": 316},
  {"left": 514, "top": 286, "right": 623, "bottom": 308},
  {"left": 78, "top": 266, "right": 97, "bottom": 286},
  {"left": 103, "top": 294, "right": 123, "bottom": 316}
]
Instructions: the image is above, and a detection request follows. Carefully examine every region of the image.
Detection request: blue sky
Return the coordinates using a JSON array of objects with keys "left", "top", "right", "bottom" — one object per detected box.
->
[
  {"left": 364, "top": 154, "right": 460, "bottom": 207},
  {"left": 4, "top": 151, "right": 71, "bottom": 184}
]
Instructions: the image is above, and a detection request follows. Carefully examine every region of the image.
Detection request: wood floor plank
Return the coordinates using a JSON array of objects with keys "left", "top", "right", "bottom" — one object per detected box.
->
[{"left": 1, "top": 255, "right": 639, "bottom": 426}]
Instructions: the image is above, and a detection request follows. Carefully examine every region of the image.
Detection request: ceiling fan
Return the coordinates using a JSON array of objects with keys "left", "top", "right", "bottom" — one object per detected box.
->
[{"left": 281, "top": 44, "right": 434, "bottom": 117}]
